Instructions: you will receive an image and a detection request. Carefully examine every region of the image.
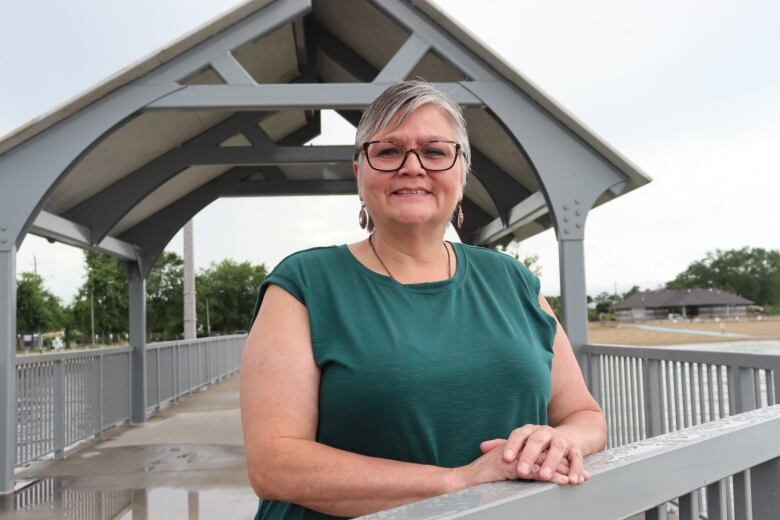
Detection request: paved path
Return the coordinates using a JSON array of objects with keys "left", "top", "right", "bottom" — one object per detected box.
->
[{"left": 5, "top": 375, "right": 259, "bottom": 519}]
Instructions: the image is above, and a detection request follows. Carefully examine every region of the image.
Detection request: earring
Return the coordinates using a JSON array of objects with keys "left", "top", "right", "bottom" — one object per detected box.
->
[
  {"left": 456, "top": 203, "right": 464, "bottom": 229},
  {"left": 358, "top": 203, "right": 373, "bottom": 231}
]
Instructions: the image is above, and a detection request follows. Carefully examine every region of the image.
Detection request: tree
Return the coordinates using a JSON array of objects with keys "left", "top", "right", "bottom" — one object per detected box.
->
[
  {"left": 666, "top": 247, "right": 780, "bottom": 307},
  {"left": 593, "top": 291, "right": 616, "bottom": 315},
  {"left": 146, "top": 251, "right": 184, "bottom": 341},
  {"left": 622, "top": 285, "right": 641, "bottom": 300},
  {"left": 495, "top": 241, "right": 542, "bottom": 276},
  {"left": 196, "top": 259, "right": 267, "bottom": 335},
  {"left": 16, "top": 272, "right": 65, "bottom": 336},
  {"left": 70, "top": 252, "right": 128, "bottom": 344}
]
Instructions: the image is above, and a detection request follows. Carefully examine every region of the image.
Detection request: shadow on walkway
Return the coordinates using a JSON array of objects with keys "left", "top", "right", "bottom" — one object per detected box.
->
[{"left": 3, "top": 374, "right": 259, "bottom": 519}]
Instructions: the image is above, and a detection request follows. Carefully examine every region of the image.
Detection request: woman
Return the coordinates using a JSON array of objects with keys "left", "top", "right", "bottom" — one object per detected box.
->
[{"left": 240, "top": 81, "right": 606, "bottom": 520}]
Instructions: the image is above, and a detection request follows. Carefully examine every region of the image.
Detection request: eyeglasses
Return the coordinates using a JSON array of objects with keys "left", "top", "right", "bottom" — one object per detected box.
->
[{"left": 358, "top": 140, "right": 461, "bottom": 172}]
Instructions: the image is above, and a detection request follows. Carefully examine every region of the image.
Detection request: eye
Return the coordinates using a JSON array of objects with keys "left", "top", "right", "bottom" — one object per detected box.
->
[
  {"left": 371, "top": 144, "right": 403, "bottom": 157},
  {"left": 421, "top": 143, "right": 451, "bottom": 158}
]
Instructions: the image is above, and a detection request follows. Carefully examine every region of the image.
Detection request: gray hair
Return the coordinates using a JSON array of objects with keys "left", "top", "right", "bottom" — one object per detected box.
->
[{"left": 354, "top": 80, "right": 471, "bottom": 185}]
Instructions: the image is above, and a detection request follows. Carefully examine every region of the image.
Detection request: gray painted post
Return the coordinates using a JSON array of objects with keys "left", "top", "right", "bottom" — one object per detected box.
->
[
  {"left": 643, "top": 359, "right": 665, "bottom": 438},
  {"left": 95, "top": 353, "right": 104, "bottom": 439},
  {"left": 729, "top": 365, "right": 758, "bottom": 519},
  {"left": 128, "top": 262, "right": 147, "bottom": 424},
  {"left": 734, "top": 469, "right": 754, "bottom": 519},
  {"left": 558, "top": 239, "right": 588, "bottom": 362},
  {"left": 53, "top": 360, "right": 65, "bottom": 459},
  {"left": 0, "top": 249, "right": 17, "bottom": 494},
  {"left": 751, "top": 457, "right": 780, "bottom": 519}
]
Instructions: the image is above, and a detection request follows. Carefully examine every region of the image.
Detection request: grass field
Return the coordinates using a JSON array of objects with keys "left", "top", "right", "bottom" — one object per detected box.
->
[{"left": 588, "top": 317, "right": 780, "bottom": 346}]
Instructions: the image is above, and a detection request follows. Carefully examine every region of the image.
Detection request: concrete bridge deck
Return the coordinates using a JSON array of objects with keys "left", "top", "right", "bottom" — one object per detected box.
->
[{"left": 3, "top": 374, "right": 259, "bottom": 519}]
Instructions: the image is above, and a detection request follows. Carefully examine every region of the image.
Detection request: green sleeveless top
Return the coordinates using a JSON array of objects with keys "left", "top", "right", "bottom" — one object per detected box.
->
[{"left": 252, "top": 242, "right": 556, "bottom": 520}]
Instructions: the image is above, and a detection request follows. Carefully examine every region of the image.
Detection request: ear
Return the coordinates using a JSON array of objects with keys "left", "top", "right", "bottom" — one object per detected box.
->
[{"left": 353, "top": 161, "right": 362, "bottom": 196}]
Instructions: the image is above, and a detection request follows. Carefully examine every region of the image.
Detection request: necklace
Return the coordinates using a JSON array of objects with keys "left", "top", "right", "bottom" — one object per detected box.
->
[{"left": 368, "top": 234, "right": 452, "bottom": 282}]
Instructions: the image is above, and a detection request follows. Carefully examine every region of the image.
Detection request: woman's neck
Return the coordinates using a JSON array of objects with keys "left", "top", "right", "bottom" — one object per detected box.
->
[{"left": 366, "top": 225, "right": 453, "bottom": 283}]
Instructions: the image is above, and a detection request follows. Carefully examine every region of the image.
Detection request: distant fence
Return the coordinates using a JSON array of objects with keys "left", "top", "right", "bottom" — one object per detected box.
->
[{"left": 15, "top": 335, "right": 245, "bottom": 467}]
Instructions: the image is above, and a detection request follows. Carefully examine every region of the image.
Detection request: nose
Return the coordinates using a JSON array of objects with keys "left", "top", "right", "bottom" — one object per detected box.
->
[{"left": 398, "top": 150, "right": 426, "bottom": 175}]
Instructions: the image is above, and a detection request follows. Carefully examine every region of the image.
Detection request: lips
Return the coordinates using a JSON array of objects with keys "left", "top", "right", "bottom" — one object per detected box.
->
[{"left": 391, "top": 188, "right": 431, "bottom": 195}]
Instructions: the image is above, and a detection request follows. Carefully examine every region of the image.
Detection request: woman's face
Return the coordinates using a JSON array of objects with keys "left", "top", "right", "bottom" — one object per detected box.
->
[{"left": 354, "top": 104, "right": 463, "bottom": 232}]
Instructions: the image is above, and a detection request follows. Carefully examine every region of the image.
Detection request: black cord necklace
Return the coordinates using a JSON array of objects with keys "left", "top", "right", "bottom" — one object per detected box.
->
[{"left": 368, "top": 233, "right": 451, "bottom": 282}]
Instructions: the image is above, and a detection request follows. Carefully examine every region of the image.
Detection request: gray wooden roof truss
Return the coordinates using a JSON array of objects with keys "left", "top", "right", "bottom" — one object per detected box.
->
[{"left": 0, "top": 0, "right": 644, "bottom": 277}]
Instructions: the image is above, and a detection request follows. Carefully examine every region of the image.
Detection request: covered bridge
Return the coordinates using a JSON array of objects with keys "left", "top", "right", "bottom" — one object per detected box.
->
[{"left": 0, "top": 0, "right": 650, "bottom": 493}]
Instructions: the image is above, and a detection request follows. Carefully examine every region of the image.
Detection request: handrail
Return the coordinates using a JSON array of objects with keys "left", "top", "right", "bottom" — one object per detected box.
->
[
  {"left": 359, "top": 406, "right": 780, "bottom": 520},
  {"left": 583, "top": 343, "right": 780, "bottom": 371},
  {"left": 15, "top": 345, "right": 132, "bottom": 364},
  {"left": 15, "top": 335, "right": 247, "bottom": 468},
  {"left": 147, "top": 334, "right": 246, "bottom": 350}
]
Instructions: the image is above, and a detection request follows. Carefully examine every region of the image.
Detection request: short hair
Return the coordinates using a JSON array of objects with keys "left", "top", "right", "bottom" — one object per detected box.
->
[{"left": 354, "top": 80, "right": 471, "bottom": 185}]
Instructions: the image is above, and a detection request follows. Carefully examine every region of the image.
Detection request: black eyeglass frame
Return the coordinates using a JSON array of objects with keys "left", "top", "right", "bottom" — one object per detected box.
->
[{"left": 356, "top": 140, "right": 462, "bottom": 172}]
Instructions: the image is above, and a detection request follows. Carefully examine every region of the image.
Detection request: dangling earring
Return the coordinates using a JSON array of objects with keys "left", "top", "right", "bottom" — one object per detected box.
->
[
  {"left": 455, "top": 203, "right": 464, "bottom": 229},
  {"left": 358, "top": 203, "right": 373, "bottom": 232}
]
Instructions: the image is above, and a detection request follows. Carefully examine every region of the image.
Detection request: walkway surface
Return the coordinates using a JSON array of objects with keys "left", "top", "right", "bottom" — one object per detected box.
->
[{"left": 4, "top": 374, "right": 259, "bottom": 519}]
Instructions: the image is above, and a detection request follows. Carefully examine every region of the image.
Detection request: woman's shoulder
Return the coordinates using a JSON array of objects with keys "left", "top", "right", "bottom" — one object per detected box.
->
[
  {"left": 457, "top": 242, "right": 528, "bottom": 270},
  {"left": 272, "top": 245, "right": 343, "bottom": 271}
]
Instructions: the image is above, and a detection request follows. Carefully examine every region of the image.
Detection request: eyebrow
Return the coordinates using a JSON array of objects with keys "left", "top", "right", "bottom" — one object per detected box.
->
[{"left": 376, "top": 134, "right": 453, "bottom": 143}]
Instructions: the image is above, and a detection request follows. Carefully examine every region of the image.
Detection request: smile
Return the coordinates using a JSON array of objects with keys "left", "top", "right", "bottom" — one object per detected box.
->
[{"left": 392, "top": 189, "right": 431, "bottom": 195}]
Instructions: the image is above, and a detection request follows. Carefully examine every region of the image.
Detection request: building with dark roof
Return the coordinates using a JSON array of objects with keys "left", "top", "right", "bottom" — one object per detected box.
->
[{"left": 613, "top": 288, "right": 753, "bottom": 321}]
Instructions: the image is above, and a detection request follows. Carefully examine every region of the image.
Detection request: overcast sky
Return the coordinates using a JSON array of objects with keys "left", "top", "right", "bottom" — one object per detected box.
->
[{"left": 2, "top": 0, "right": 779, "bottom": 304}]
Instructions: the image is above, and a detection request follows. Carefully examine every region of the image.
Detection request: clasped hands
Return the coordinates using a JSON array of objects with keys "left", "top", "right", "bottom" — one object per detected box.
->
[{"left": 459, "top": 425, "right": 589, "bottom": 487}]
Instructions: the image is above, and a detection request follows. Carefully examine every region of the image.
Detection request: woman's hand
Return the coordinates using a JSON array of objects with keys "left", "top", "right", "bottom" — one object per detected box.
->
[
  {"left": 478, "top": 425, "right": 590, "bottom": 486},
  {"left": 501, "top": 425, "right": 588, "bottom": 485}
]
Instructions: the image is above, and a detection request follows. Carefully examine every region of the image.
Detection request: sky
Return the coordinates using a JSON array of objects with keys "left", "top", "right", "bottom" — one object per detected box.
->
[{"left": 1, "top": 0, "right": 779, "bottom": 304}]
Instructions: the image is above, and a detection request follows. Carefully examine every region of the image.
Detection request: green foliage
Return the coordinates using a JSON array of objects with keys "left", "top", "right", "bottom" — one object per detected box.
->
[
  {"left": 70, "top": 251, "right": 128, "bottom": 344},
  {"left": 16, "top": 272, "right": 65, "bottom": 334},
  {"left": 146, "top": 251, "right": 184, "bottom": 341},
  {"left": 622, "top": 285, "right": 641, "bottom": 299},
  {"left": 666, "top": 247, "right": 780, "bottom": 306},
  {"left": 495, "top": 241, "right": 542, "bottom": 276},
  {"left": 545, "top": 295, "right": 561, "bottom": 319},
  {"left": 196, "top": 259, "right": 267, "bottom": 335}
]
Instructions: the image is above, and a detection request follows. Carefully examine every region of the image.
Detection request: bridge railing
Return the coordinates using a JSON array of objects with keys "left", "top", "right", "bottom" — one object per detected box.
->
[
  {"left": 360, "top": 406, "right": 780, "bottom": 520},
  {"left": 581, "top": 344, "right": 780, "bottom": 448},
  {"left": 15, "top": 335, "right": 245, "bottom": 467}
]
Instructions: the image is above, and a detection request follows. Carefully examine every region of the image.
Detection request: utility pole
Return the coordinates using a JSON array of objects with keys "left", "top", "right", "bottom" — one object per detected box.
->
[{"left": 183, "top": 220, "right": 196, "bottom": 339}]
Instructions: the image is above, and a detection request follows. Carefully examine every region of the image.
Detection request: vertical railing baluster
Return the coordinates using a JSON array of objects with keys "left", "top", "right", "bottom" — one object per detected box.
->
[
  {"left": 96, "top": 354, "right": 104, "bottom": 439},
  {"left": 754, "top": 369, "right": 764, "bottom": 409},
  {"left": 718, "top": 366, "right": 727, "bottom": 417},
  {"left": 679, "top": 490, "right": 700, "bottom": 520},
  {"left": 618, "top": 356, "right": 628, "bottom": 445},
  {"left": 682, "top": 362, "right": 691, "bottom": 427},
  {"left": 643, "top": 358, "right": 664, "bottom": 439},
  {"left": 53, "top": 360, "right": 64, "bottom": 459},
  {"left": 645, "top": 504, "right": 668, "bottom": 520},
  {"left": 707, "top": 479, "right": 728, "bottom": 520},
  {"left": 733, "top": 469, "right": 753, "bottom": 520},
  {"left": 698, "top": 363, "right": 708, "bottom": 423}
]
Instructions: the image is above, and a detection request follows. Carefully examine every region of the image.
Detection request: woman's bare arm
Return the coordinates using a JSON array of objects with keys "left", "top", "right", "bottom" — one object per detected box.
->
[{"left": 241, "top": 285, "right": 467, "bottom": 517}]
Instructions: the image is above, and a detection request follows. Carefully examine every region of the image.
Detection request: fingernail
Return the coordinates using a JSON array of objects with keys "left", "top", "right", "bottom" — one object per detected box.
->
[
  {"left": 504, "top": 449, "right": 514, "bottom": 461},
  {"left": 518, "top": 462, "right": 529, "bottom": 475},
  {"left": 540, "top": 467, "right": 552, "bottom": 479}
]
